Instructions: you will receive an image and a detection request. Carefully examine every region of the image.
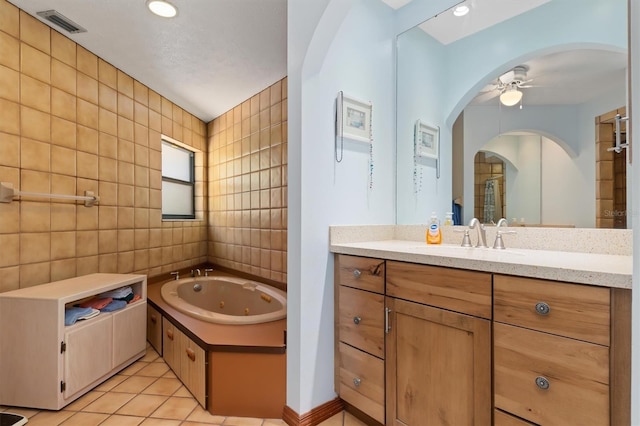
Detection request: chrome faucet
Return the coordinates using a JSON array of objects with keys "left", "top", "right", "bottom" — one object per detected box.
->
[
  {"left": 493, "top": 217, "right": 516, "bottom": 249},
  {"left": 191, "top": 269, "right": 201, "bottom": 277},
  {"left": 468, "top": 218, "right": 488, "bottom": 248}
]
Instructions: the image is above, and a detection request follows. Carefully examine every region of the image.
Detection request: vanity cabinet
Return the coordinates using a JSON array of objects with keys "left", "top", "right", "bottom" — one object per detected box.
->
[
  {"left": 0, "top": 273, "right": 147, "bottom": 410},
  {"left": 493, "top": 274, "right": 630, "bottom": 426},
  {"left": 385, "top": 261, "right": 492, "bottom": 426},
  {"left": 335, "top": 254, "right": 386, "bottom": 424},
  {"left": 162, "top": 317, "right": 206, "bottom": 407}
]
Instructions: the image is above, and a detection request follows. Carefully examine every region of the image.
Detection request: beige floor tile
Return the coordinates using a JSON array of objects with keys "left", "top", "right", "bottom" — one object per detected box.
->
[
  {"left": 162, "top": 369, "right": 178, "bottom": 378},
  {"left": 222, "top": 417, "right": 263, "bottom": 426},
  {"left": 116, "top": 394, "right": 169, "bottom": 417},
  {"left": 141, "top": 349, "right": 160, "bottom": 362},
  {"left": 172, "top": 385, "right": 192, "bottom": 397},
  {"left": 99, "top": 414, "right": 146, "bottom": 425},
  {"left": 183, "top": 422, "right": 224, "bottom": 426},
  {"left": 95, "top": 374, "right": 128, "bottom": 391},
  {"left": 59, "top": 412, "right": 109, "bottom": 426},
  {"left": 136, "top": 362, "right": 170, "bottom": 377},
  {"left": 141, "top": 377, "right": 182, "bottom": 396},
  {"left": 149, "top": 396, "right": 198, "bottom": 420},
  {"left": 317, "top": 412, "right": 344, "bottom": 426},
  {"left": 64, "top": 391, "right": 106, "bottom": 411},
  {"left": 186, "top": 405, "right": 226, "bottom": 423},
  {"left": 262, "top": 419, "right": 287, "bottom": 426},
  {"left": 139, "top": 417, "right": 182, "bottom": 425},
  {"left": 344, "top": 412, "right": 368, "bottom": 426},
  {"left": 0, "top": 407, "right": 39, "bottom": 418},
  {"left": 120, "top": 361, "right": 149, "bottom": 376},
  {"left": 82, "top": 391, "right": 136, "bottom": 414},
  {"left": 20, "top": 409, "right": 74, "bottom": 425},
  {"left": 112, "top": 375, "right": 158, "bottom": 393}
]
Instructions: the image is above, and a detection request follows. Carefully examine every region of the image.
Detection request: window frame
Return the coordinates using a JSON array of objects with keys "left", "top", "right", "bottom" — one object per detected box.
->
[{"left": 161, "top": 138, "right": 196, "bottom": 220}]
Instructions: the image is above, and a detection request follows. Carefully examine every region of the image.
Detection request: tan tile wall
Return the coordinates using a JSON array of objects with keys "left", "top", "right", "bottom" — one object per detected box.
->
[
  {"left": 207, "top": 78, "right": 288, "bottom": 286},
  {"left": 0, "top": 0, "right": 208, "bottom": 292}
]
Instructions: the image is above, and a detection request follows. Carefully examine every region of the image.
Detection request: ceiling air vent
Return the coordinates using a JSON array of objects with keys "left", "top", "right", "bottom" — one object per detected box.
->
[{"left": 36, "top": 10, "right": 87, "bottom": 34}]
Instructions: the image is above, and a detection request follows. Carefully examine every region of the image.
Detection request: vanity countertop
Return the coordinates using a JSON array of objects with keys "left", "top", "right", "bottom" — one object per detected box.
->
[{"left": 330, "top": 239, "right": 632, "bottom": 289}]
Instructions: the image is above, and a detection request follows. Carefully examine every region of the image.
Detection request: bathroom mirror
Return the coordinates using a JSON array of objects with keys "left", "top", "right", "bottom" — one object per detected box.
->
[{"left": 395, "top": 0, "right": 629, "bottom": 228}]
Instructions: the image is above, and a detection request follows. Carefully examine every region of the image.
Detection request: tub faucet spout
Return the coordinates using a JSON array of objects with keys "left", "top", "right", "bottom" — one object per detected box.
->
[
  {"left": 468, "top": 218, "right": 488, "bottom": 248},
  {"left": 191, "top": 269, "right": 202, "bottom": 277}
]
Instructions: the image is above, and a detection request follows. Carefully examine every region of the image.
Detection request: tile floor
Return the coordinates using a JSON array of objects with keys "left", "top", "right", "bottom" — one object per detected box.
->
[{"left": 0, "top": 345, "right": 366, "bottom": 426}]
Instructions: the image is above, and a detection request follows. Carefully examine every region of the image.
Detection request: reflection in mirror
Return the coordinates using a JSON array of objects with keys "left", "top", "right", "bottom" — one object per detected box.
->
[{"left": 395, "top": 0, "right": 629, "bottom": 228}]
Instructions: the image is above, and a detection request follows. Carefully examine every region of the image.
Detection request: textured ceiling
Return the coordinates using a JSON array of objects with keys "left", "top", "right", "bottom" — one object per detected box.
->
[{"left": 9, "top": 0, "right": 287, "bottom": 122}]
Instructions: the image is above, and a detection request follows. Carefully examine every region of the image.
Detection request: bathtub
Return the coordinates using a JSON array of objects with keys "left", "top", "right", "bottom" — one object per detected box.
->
[{"left": 160, "top": 276, "right": 286, "bottom": 325}]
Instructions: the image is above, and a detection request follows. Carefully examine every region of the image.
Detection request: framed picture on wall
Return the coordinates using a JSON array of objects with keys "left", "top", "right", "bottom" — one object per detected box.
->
[
  {"left": 414, "top": 120, "right": 439, "bottom": 160},
  {"left": 336, "top": 93, "right": 372, "bottom": 143}
]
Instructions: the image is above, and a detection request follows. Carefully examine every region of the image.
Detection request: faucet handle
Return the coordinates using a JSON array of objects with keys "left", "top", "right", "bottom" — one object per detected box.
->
[
  {"left": 493, "top": 230, "right": 517, "bottom": 250},
  {"left": 204, "top": 268, "right": 213, "bottom": 277},
  {"left": 170, "top": 271, "right": 180, "bottom": 280},
  {"left": 453, "top": 229, "right": 472, "bottom": 247}
]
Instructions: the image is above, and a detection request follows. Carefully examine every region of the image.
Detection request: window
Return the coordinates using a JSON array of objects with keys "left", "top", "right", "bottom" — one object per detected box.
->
[{"left": 162, "top": 139, "right": 195, "bottom": 219}]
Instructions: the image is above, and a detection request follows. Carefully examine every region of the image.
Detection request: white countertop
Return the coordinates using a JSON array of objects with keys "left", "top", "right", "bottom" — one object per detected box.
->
[{"left": 330, "top": 240, "right": 632, "bottom": 289}]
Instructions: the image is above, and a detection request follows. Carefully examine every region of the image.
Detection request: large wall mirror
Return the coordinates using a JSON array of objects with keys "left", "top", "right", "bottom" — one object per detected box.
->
[{"left": 396, "top": 0, "right": 629, "bottom": 229}]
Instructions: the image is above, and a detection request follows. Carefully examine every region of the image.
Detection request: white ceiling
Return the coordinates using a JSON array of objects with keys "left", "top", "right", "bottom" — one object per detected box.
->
[{"left": 9, "top": 0, "right": 287, "bottom": 123}]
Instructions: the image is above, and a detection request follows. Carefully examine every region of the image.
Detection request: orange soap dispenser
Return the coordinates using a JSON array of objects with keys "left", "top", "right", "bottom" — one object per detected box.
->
[{"left": 426, "top": 211, "right": 442, "bottom": 244}]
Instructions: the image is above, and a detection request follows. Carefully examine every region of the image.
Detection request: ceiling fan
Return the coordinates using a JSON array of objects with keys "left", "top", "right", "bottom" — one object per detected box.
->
[{"left": 476, "top": 66, "right": 534, "bottom": 106}]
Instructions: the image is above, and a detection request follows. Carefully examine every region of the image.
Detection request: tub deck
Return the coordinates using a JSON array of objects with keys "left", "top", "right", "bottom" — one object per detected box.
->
[
  {"left": 147, "top": 271, "right": 287, "bottom": 418},
  {"left": 147, "top": 275, "right": 286, "bottom": 354}
]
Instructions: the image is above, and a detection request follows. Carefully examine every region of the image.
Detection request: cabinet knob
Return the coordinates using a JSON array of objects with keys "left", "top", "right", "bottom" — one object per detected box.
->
[
  {"left": 353, "top": 377, "right": 361, "bottom": 387},
  {"left": 353, "top": 316, "right": 361, "bottom": 325},
  {"left": 353, "top": 269, "right": 362, "bottom": 279},
  {"left": 535, "top": 302, "right": 551, "bottom": 316},
  {"left": 186, "top": 347, "right": 196, "bottom": 362},
  {"left": 166, "top": 329, "right": 174, "bottom": 341},
  {"left": 150, "top": 314, "right": 157, "bottom": 324},
  {"left": 535, "top": 376, "right": 550, "bottom": 390}
]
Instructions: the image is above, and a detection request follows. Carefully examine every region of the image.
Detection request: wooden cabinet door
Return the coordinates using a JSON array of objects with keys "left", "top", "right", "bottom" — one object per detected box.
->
[
  {"left": 162, "top": 317, "right": 180, "bottom": 374},
  {"left": 64, "top": 315, "right": 113, "bottom": 398},
  {"left": 179, "top": 332, "right": 206, "bottom": 407},
  {"left": 112, "top": 302, "right": 147, "bottom": 368},
  {"left": 385, "top": 297, "right": 491, "bottom": 426},
  {"left": 147, "top": 304, "right": 163, "bottom": 355}
]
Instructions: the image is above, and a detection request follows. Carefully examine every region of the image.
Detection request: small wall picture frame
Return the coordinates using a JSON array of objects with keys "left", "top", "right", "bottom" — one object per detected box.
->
[
  {"left": 336, "top": 92, "right": 372, "bottom": 143},
  {"left": 414, "top": 120, "right": 439, "bottom": 159}
]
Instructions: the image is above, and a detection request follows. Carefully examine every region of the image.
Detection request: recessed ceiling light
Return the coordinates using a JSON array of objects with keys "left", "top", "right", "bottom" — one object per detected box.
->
[
  {"left": 453, "top": 5, "right": 470, "bottom": 17},
  {"left": 147, "top": 0, "right": 178, "bottom": 18}
]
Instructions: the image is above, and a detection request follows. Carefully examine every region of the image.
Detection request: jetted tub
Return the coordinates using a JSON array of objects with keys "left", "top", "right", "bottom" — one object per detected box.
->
[{"left": 160, "top": 276, "right": 286, "bottom": 325}]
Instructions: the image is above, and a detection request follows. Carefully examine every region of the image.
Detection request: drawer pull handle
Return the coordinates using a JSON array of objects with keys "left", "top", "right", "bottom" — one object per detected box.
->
[
  {"left": 353, "top": 316, "right": 361, "bottom": 325},
  {"left": 150, "top": 314, "right": 157, "bottom": 324},
  {"left": 535, "top": 302, "right": 550, "bottom": 316},
  {"left": 353, "top": 269, "right": 362, "bottom": 279},
  {"left": 353, "top": 377, "right": 361, "bottom": 387},
  {"left": 166, "top": 329, "right": 174, "bottom": 341},
  {"left": 535, "top": 376, "right": 550, "bottom": 390},
  {"left": 186, "top": 347, "right": 196, "bottom": 362}
]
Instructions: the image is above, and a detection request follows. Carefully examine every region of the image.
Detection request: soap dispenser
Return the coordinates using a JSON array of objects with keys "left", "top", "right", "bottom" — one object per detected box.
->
[{"left": 426, "top": 212, "right": 442, "bottom": 244}]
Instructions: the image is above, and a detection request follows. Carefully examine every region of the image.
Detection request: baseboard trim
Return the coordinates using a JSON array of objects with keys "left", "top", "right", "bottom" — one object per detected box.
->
[{"left": 283, "top": 398, "right": 344, "bottom": 426}]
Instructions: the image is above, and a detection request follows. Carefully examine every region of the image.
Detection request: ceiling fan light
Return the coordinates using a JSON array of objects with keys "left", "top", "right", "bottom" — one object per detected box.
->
[
  {"left": 453, "top": 5, "right": 470, "bottom": 17},
  {"left": 147, "top": 0, "right": 178, "bottom": 18},
  {"left": 500, "top": 87, "right": 523, "bottom": 106}
]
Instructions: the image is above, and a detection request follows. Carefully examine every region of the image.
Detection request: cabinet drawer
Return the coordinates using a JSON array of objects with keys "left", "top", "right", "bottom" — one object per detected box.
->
[
  {"left": 494, "top": 409, "right": 536, "bottom": 426},
  {"left": 494, "top": 323, "right": 609, "bottom": 426},
  {"left": 338, "top": 286, "right": 384, "bottom": 358},
  {"left": 494, "top": 275, "right": 610, "bottom": 345},
  {"left": 336, "top": 255, "right": 385, "bottom": 294},
  {"left": 386, "top": 261, "right": 492, "bottom": 319},
  {"left": 338, "top": 342, "right": 384, "bottom": 424}
]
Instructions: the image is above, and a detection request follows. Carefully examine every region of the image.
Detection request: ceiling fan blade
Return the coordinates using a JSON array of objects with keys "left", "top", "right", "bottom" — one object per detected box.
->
[{"left": 474, "top": 90, "right": 500, "bottom": 103}]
